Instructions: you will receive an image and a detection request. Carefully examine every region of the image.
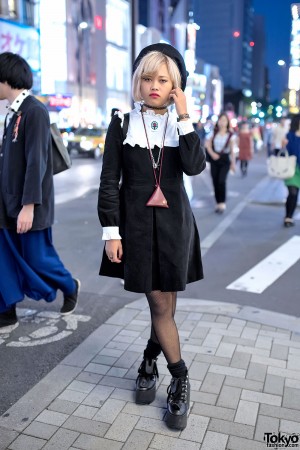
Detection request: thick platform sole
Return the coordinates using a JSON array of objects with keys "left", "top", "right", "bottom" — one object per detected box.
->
[
  {"left": 165, "top": 409, "right": 188, "bottom": 430},
  {"left": 135, "top": 384, "right": 156, "bottom": 404}
]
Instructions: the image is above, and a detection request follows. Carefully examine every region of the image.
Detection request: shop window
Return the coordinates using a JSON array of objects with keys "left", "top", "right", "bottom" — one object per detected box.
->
[
  {"left": 23, "top": 0, "right": 38, "bottom": 27},
  {"left": 0, "top": 0, "right": 17, "bottom": 18}
]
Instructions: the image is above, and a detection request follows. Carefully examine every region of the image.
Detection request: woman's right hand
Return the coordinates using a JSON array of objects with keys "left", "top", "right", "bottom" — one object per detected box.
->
[
  {"left": 211, "top": 152, "right": 220, "bottom": 161},
  {"left": 105, "top": 239, "right": 123, "bottom": 263}
]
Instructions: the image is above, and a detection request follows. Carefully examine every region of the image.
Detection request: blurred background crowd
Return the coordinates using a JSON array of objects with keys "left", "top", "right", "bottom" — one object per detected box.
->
[{"left": 0, "top": 0, "right": 297, "bottom": 160}]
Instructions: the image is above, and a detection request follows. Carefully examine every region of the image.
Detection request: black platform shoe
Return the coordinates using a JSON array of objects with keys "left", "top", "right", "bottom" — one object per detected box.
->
[
  {"left": 165, "top": 371, "right": 190, "bottom": 430},
  {"left": 136, "top": 358, "right": 159, "bottom": 404}
]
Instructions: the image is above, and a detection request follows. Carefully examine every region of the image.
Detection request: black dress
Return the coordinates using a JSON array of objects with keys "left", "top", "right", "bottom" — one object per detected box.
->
[{"left": 98, "top": 112, "right": 206, "bottom": 293}]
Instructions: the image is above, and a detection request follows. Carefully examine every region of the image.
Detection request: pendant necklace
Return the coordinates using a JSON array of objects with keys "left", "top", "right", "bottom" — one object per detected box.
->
[
  {"left": 141, "top": 109, "right": 168, "bottom": 169},
  {"left": 141, "top": 107, "right": 169, "bottom": 208}
]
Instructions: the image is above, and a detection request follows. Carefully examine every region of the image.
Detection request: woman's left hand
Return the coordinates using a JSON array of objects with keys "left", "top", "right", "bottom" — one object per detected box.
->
[
  {"left": 230, "top": 162, "right": 236, "bottom": 173},
  {"left": 169, "top": 88, "right": 188, "bottom": 116}
]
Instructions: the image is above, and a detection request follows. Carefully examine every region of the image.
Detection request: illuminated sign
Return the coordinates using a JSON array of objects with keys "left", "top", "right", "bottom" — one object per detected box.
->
[
  {"left": 0, "top": 18, "right": 40, "bottom": 71},
  {"left": 49, "top": 96, "right": 72, "bottom": 108},
  {"left": 289, "top": 66, "right": 300, "bottom": 90},
  {"left": 39, "top": 0, "right": 67, "bottom": 94},
  {"left": 289, "top": 89, "right": 297, "bottom": 107},
  {"left": 94, "top": 15, "right": 103, "bottom": 30},
  {"left": 35, "top": 95, "right": 72, "bottom": 109}
]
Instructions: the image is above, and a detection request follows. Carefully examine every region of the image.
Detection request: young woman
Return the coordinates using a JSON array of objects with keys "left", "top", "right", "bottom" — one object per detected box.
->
[
  {"left": 237, "top": 122, "right": 254, "bottom": 177},
  {"left": 283, "top": 115, "right": 300, "bottom": 228},
  {"left": 206, "top": 113, "right": 236, "bottom": 213},
  {"left": 98, "top": 43, "right": 205, "bottom": 430}
]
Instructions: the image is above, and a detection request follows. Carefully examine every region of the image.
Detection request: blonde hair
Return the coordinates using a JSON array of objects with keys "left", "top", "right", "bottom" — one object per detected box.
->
[{"left": 132, "top": 51, "right": 181, "bottom": 103}]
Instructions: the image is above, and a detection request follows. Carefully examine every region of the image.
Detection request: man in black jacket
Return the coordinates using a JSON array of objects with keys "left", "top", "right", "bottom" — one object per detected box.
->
[{"left": 0, "top": 52, "right": 80, "bottom": 329}]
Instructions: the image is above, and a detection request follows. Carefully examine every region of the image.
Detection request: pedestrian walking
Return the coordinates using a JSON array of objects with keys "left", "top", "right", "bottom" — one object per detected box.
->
[
  {"left": 237, "top": 121, "right": 254, "bottom": 176},
  {"left": 271, "top": 117, "right": 288, "bottom": 155},
  {"left": 98, "top": 43, "right": 205, "bottom": 430},
  {"left": 283, "top": 114, "right": 300, "bottom": 228},
  {"left": 252, "top": 124, "right": 263, "bottom": 153},
  {"left": 205, "top": 112, "right": 236, "bottom": 213},
  {"left": 194, "top": 120, "right": 206, "bottom": 144},
  {"left": 0, "top": 52, "right": 80, "bottom": 330},
  {"left": 263, "top": 121, "right": 274, "bottom": 157}
]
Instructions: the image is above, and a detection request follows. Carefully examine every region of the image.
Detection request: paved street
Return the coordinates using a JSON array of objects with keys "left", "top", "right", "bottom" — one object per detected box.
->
[{"left": 1, "top": 151, "right": 300, "bottom": 449}]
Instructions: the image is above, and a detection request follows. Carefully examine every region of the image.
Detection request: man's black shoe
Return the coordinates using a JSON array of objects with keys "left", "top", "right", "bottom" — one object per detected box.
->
[
  {"left": 61, "top": 278, "right": 80, "bottom": 315},
  {"left": 0, "top": 305, "right": 19, "bottom": 330}
]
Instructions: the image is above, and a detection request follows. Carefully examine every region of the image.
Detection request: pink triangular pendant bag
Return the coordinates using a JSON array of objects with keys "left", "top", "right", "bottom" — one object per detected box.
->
[
  {"left": 141, "top": 109, "right": 169, "bottom": 209},
  {"left": 146, "top": 185, "right": 169, "bottom": 208}
]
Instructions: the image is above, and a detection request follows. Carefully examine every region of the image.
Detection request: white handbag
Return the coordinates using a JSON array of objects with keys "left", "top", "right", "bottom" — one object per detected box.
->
[{"left": 267, "top": 150, "right": 297, "bottom": 179}]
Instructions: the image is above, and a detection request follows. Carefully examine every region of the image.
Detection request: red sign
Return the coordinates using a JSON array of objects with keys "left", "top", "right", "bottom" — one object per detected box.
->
[
  {"left": 49, "top": 96, "right": 72, "bottom": 108},
  {"left": 94, "top": 16, "right": 103, "bottom": 30}
]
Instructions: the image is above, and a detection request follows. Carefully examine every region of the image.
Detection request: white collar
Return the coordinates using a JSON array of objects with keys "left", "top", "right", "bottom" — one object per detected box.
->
[
  {"left": 124, "top": 103, "right": 179, "bottom": 149},
  {"left": 7, "top": 90, "right": 30, "bottom": 113}
]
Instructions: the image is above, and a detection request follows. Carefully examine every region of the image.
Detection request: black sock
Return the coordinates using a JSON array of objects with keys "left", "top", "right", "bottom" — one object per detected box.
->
[
  {"left": 144, "top": 339, "right": 161, "bottom": 360},
  {"left": 167, "top": 359, "right": 187, "bottom": 378}
]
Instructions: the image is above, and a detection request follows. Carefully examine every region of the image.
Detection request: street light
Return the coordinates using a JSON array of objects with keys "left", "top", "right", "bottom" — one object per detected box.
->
[
  {"left": 278, "top": 59, "right": 286, "bottom": 66},
  {"left": 277, "top": 60, "right": 288, "bottom": 100},
  {"left": 79, "top": 21, "right": 88, "bottom": 30}
]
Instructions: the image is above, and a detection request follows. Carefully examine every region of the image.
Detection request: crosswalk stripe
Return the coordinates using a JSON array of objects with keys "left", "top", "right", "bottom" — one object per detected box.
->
[{"left": 226, "top": 235, "right": 300, "bottom": 294}]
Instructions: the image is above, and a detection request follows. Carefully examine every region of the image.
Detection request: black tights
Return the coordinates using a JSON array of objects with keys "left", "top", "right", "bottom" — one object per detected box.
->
[
  {"left": 146, "top": 291, "right": 181, "bottom": 364},
  {"left": 286, "top": 186, "right": 299, "bottom": 219},
  {"left": 240, "top": 160, "right": 248, "bottom": 175}
]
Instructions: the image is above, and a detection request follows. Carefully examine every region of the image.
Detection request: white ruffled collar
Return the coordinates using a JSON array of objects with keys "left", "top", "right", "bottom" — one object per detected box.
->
[{"left": 123, "top": 103, "right": 179, "bottom": 149}]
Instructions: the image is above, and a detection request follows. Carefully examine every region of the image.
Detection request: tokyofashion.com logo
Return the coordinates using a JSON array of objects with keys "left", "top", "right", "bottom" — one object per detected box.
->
[{"left": 264, "top": 432, "right": 300, "bottom": 448}]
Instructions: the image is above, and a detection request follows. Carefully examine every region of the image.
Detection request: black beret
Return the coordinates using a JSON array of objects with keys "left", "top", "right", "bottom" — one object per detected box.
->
[{"left": 133, "top": 43, "right": 189, "bottom": 91}]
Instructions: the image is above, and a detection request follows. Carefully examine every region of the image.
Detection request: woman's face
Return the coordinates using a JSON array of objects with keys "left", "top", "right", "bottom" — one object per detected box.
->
[
  {"left": 218, "top": 115, "right": 229, "bottom": 129},
  {"left": 140, "top": 63, "right": 173, "bottom": 107}
]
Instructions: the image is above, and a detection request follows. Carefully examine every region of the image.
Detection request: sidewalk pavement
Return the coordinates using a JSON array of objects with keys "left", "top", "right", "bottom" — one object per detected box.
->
[{"left": 1, "top": 297, "right": 300, "bottom": 450}]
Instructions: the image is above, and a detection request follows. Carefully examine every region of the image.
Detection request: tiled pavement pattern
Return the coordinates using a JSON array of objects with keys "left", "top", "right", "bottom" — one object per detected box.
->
[{"left": 1, "top": 298, "right": 300, "bottom": 450}]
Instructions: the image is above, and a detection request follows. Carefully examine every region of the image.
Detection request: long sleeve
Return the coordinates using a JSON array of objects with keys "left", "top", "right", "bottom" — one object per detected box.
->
[
  {"left": 286, "top": 132, "right": 300, "bottom": 167},
  {"left": 22, "top": 106, "right": 50, "bottom": 205},
  {"left": 177, "top": 122, "right": 206, "bottom": 176},
  {"left": 97, "top": 115, "right": 123, "bottom": 228}
]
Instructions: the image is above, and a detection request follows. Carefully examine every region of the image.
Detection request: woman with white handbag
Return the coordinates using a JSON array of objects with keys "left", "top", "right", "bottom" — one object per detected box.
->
[{"left": 283, "top": 115, "right": 300, "bottom": 228}]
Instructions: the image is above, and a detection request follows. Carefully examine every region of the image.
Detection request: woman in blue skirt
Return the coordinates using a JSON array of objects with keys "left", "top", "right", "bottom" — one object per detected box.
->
[
  {"left": 283, "top": 115, "right": 300, "bottom": 227},
  {"left": 0, "top": 52, "right": 80, "bottom": 329}
]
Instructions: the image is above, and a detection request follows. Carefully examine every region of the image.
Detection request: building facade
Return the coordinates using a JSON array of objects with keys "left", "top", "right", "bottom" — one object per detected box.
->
[
  {"left": 251, "top": 15, "right": 266, "bottom": 100},
  {"left": 193, "top": 0, "right": 254, "bottom": 92},
  {"left": 39, "top": 0, "right": 132, "bottom": 127},
  {"left": 289, "top": 3, "right": 300, "bottom": 114},
  {"left": 0, "top": 0, "right": 40, "bottom": 136},
  {"left": 0, "top": 0, "right": 132, "bottom": 128}
]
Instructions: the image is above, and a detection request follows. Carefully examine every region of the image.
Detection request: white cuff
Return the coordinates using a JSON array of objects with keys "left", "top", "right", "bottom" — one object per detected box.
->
[
  {"left": 177, "top": 119, "right": 194, "bottom": 135},
  {"left": 102, "top": 226, "right": 122, "bottom": 240}
]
